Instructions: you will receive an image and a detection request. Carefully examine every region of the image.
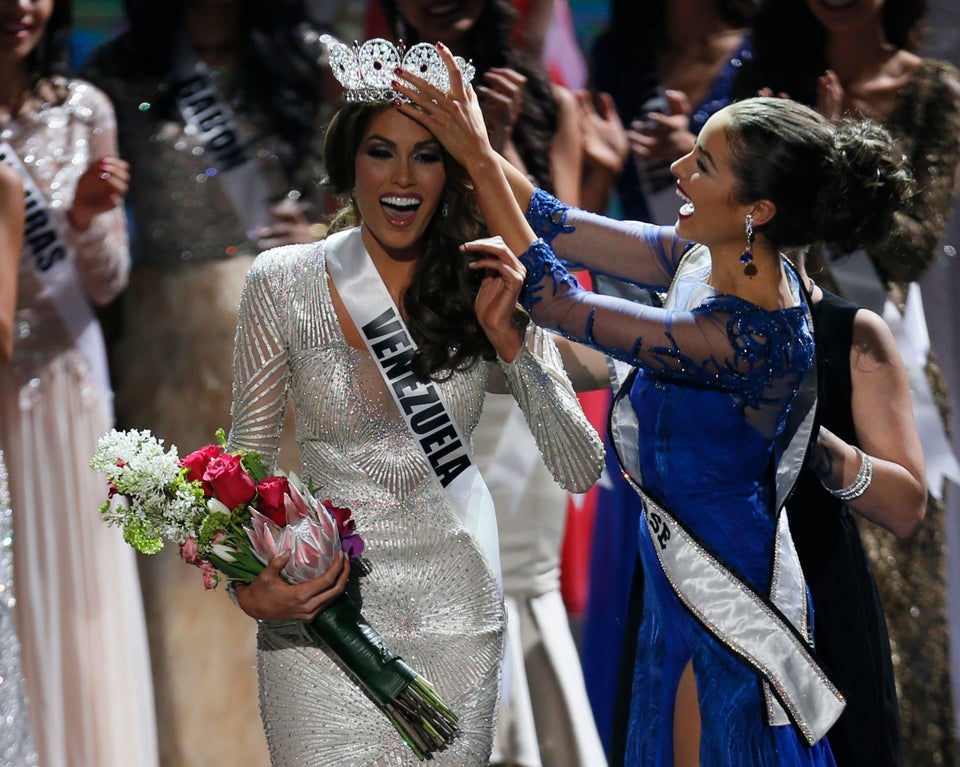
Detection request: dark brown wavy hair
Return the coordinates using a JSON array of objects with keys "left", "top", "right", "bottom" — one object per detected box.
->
[
  {"left": 323, "top": 101, "right": 503, "bottom": 382},
  {"left": 725, "top": 98, "right": 915, "bottom": 253}
]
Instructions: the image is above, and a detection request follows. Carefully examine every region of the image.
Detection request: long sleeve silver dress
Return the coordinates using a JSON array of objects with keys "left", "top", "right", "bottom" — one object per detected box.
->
[{"left": 228, "top": 240, "right": 604, "bottom": 766}]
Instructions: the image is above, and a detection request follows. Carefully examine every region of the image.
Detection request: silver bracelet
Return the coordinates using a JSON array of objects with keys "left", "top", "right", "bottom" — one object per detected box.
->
[{"left": 825, "top": 446, "right": 873, "bottom": 501}]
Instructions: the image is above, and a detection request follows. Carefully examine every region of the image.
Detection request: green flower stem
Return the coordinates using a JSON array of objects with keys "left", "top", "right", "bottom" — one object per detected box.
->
[
  {"left": 306, "top": 598, "right": 416, "bottom": 707},
  {"left": 305, "top": 597, "right": 459, "bottom": 760},
  {"left": 207, "top": 541, "right": 459, "bottom": 760},
  {"left": 206, "top": 549, "right": 264, "bottom": 583}
]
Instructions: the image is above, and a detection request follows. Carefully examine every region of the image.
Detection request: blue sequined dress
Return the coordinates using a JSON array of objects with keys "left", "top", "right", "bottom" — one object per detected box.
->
[{"left": 521, "top": 191, "right": 836, "bottom": 767}]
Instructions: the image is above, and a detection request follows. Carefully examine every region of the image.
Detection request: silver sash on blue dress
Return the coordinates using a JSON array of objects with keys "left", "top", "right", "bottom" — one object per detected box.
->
[
  {"left": 0, "top": 142, "right": 113, "bottom": 407},
  {"left": 610, "top": 246, "right": 844, "bottom": 745},
  {"left": 324, "top": 228, "right": 502, "bottom": 585}
]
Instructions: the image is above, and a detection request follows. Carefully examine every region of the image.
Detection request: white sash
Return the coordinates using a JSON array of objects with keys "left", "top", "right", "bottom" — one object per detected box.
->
[
  {"left": 825, "top": 249, "right": 960, "bottom": 499},
  {"left": 0, "top": 142, "right": 113, "bottom": 406},
  {"left": 324, "top": 228, "right": 502, "bottom": 583},
  {"left": 173, "top": 44, "right": 274, "bottom": 234},
  {"left": 611, "top": 247, "right": 844, "bottom": 745}
]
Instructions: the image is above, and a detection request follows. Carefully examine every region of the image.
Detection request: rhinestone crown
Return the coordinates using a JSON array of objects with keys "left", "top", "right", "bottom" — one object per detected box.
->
[{"left": 321, "top": 35, "right": 476, "bottom": 103}]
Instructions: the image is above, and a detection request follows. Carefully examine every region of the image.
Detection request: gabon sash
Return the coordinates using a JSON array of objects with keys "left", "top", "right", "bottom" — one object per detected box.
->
[
  {"left": 610, "top": 246, "right": 844, "bottom": 745},
  {"left": 0, "top": 142, "right": 113, "bottom": 406},
  {"left": 323, "top": 228, "right": 502, "bottom": 584},
  {"left": 173, "top": 43, "right": 274, "bottom": 235}
]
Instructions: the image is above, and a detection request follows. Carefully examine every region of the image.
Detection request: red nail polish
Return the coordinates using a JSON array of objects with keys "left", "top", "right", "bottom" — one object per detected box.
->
[
  {"left": 393, "top": 97, "right": 401, "bottom": 107},
  {"left": 394, "top": 67, "right": 403, "bottom": 75}
]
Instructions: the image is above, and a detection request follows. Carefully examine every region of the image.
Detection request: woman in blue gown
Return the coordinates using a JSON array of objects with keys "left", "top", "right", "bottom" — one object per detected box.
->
[{"left": 394, "top": 52, "right": 913, "bottom": 766}]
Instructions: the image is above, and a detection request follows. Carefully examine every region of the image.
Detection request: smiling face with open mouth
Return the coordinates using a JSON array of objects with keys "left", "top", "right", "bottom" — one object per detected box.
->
[
  {"left": 669, "top": 108, "right": 753, "bottom": 254},
  {"left": 0, "top": 0, "right": 52, "bottom": 65},
  {"left": 353, "top": 108, "right": 447, "bottom": 263}
]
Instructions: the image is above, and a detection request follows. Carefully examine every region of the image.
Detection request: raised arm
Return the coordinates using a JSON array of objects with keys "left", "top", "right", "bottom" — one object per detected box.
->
[
  {"left": 67, "top": 83, "right": 130, "bottom": 307},
  {"left": 393, "top": 46, "right": 688, "bottom": 290},
  {"left": 464, "top": 235, "right": 812, "bottom": 440},
  {"left": 485, "top": 324, "right": 605, "bottom": 493}
]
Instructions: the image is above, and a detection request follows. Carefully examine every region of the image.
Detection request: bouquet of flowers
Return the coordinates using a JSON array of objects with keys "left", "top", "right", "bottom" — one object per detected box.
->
[{"left": 91, "top": 428, "right": 458, "bottom": 760}]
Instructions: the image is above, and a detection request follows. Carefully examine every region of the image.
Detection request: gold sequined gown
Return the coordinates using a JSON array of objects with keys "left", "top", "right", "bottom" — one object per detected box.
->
[
  {"left": 0, "top": 78, "right": 158, "bottom": 767},
  {"left": 227, "top": 241, "right": 604, "bottom": 766},
  {"left": 82, "top": 57, "right": 328, "bottom": 767}
]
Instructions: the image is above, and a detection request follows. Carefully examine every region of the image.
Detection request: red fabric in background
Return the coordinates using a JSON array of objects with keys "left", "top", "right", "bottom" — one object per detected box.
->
[{"left": 560, "top": 269, "right": 607, "bottom": 616}]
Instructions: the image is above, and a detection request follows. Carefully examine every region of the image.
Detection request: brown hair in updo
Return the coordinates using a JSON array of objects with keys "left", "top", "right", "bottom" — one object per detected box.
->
[{"left": 723, "top": 97, "right": 914, "bottom": 254}]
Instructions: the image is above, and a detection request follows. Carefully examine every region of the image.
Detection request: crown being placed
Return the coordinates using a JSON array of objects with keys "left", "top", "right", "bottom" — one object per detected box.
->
[{"left": 320, "top": 35, "right": 476, "bottom": 103}]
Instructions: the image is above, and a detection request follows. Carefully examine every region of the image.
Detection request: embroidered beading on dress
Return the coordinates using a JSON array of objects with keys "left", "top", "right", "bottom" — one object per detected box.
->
[{"left": 228, "top": 241, "right": 602, "bottom": 766}]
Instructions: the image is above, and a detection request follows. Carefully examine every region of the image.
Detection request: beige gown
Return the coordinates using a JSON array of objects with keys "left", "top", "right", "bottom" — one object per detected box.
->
[{"left": 0, "top": 78, "right": 158, "bottom": 767}]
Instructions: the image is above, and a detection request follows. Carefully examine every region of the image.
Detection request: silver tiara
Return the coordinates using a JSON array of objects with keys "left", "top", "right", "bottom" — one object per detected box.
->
[{"left": 320, "top": 35, "right": 476, "bottom": 103}]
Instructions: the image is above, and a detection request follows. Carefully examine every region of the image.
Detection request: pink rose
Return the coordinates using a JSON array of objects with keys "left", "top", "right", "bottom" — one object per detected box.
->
[
  {"left": 323, "top": 499, "right": 355, "bottom": 536},
  {"left": 181, "top": 444, "right": 224, "bottom": 484},
  {"left": 255, "top": 475, "right": 290, "bottom": 527},
  {"left": 180, "top": 537, "right": 200, "bottom": 564},
  {"left": 199, "top": 561, "right": 219, "bottom": 590},
  {"left": 203, "top": 453, "right": 257, "bottom": 510}
]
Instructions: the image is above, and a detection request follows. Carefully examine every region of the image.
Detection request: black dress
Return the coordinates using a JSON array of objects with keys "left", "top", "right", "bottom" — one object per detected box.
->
[{"left": 787, "top": 290, "right": 903, "bottom": 767}]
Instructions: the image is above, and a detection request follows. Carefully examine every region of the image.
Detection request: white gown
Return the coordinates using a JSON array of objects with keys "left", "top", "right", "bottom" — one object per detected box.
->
[
  {"left": 0, "top": 78, "right": 158, "bottom": 767},
  {"left": 475, "top": 394, "right": 608, "bottom": 767}
]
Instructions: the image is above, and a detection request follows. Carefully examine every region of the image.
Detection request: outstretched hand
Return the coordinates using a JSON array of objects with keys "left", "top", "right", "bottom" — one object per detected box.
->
[
  {"left": 461, "top": 235, "right": 526, "bottom": 362},
  {"left": 392, "top": 43, "right": 496, "bottom": 174},
  {"left": 476, "top": 67, "right": 527, "bottom": 154},
  {"left": 234, "top": 550, "right": 350, "bottom": 622},
  {"left": 578, "top": 90, "right": 629, "bottom": 176}
]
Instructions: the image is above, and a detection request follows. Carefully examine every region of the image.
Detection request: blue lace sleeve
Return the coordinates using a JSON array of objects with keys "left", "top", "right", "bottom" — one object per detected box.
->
[
  {"left": 525, "top": 188, "right": 574, "bottom": 244},
  {"left": 517, "top": 239, "right": 816, "bottom": 438},
  {"left": 524, "top": 188, "right": 690, "bottom": 289}
]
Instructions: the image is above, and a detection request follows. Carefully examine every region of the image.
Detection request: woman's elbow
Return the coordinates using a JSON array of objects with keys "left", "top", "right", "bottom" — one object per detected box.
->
[{"left": 893, "top": 483, "right": 928, "bottom": 539}]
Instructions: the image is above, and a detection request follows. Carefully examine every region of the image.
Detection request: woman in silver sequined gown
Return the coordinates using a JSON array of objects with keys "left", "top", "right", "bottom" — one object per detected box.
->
[{"left": 227, "top": 99, "right": 604, "bottom": 766}]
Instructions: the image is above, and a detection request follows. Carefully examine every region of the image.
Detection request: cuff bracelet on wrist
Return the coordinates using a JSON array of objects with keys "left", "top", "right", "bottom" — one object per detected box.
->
[{"left": 825, "top": 446, "right": 873, "bottom": 501}]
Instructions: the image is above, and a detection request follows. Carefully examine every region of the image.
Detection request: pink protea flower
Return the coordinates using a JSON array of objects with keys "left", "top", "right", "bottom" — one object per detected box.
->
[{"left": 245, "top": 478, "right": 340, "bottom": 582}]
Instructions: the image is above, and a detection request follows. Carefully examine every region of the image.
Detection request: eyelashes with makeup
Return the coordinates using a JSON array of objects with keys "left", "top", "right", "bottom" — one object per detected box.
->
[{"left": 363, "top": 145, "right": 442, "bottom": 165}]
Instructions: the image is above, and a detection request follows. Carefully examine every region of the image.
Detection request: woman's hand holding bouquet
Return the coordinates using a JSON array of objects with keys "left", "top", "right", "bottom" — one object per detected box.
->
[{"left": 91, "top": 428, "right": 458, "bottom": 760}]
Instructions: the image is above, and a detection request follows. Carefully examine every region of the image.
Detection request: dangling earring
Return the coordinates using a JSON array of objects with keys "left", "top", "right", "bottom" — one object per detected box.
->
[
  {"left": 441, "top": 192, "right": 450, "bottom": 218},
  {"left": 740, "top": 213, "right": 757, "bottom": 277}
]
